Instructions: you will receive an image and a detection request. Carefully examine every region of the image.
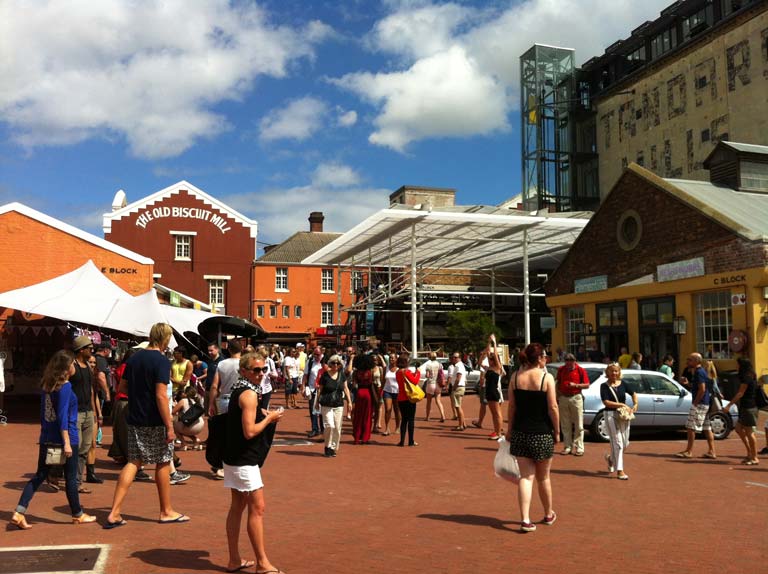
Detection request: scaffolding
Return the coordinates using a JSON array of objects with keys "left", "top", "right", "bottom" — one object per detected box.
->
[{"left": 520, "top": 44, "right": 575, "bottom": 212}]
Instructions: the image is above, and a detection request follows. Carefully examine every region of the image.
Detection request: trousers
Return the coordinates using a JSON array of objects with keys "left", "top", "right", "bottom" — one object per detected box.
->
[
  {"left": 558, "top": 394, "right": 584, "bottom": 453},
  {"left": 76, "top": 410, "right": 95, "bottom": 486}
]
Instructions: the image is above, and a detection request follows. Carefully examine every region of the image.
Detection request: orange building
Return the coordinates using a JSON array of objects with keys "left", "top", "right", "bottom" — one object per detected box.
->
[{"left": 252, "top": 212, "right": 365, "bottom": 343}]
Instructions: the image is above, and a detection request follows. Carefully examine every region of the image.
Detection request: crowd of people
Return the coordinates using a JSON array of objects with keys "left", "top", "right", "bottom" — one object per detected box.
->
[{"left": 8, "top": 326, "right": 766, "bottom": 551}]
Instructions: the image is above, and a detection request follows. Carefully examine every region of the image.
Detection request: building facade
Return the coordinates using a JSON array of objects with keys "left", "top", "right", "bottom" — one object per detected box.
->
[
  {"left": 103, "top": 181, "right": 257, "bottom": 318},
  {"left": 546, "top": 143, "right": 768, "bottom": 379}
]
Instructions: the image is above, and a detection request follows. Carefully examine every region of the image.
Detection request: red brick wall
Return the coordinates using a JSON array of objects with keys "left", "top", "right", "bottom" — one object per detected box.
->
[
  {"left": 107, "top": 190, "right": 254, "bottom": 318},
  {"left": 0, "top": 211, "right": 153, "bottom": 295},
  {"left": 546, "top": 169, "right": 768, "bottom": 296}
]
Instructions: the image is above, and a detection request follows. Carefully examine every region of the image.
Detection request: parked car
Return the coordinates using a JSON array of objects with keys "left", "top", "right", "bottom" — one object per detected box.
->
[
  {"left": 546, "top": 363, "right": 737, "bottom": 442},
  {"left": 410, "top": 357, "right": 481, "bottom": 393}
]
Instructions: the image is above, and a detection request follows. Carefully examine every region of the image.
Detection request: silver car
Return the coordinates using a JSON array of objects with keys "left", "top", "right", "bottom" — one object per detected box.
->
[{"left": 546, "top": 363, "right": 737, "bottom": 442}]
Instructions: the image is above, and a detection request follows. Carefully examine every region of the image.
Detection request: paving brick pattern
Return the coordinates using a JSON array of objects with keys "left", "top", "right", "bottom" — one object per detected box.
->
[{"left": 1, "top": 396, "right": 766, "bottom": 574}]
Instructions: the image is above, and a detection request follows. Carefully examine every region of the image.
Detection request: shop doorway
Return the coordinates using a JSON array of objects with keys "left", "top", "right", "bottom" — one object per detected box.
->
[
  {"left": 638, "top": 297, "right": 677, "bottom": 370},
  {"left": 596, "top": 302, "right": 628, "bottom": 361}
]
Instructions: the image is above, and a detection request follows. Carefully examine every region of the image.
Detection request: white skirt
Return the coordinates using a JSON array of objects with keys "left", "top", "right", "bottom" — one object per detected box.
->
[{"left": 223, "top": 463, "right": 264, "bottom": 492}]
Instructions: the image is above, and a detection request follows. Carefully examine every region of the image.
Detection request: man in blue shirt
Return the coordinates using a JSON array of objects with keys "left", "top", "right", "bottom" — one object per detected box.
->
[{"left": 676, "top": 353, "right": 716, "bottom": 459}]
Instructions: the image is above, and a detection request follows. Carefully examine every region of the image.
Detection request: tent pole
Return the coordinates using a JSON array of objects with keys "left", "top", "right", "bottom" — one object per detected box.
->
[
  {"left": 410, "top": 224, "right": 417, "bottom": 356},
  {"left": 491, "top": 269, "right": 496, "bottom": 326},
  {"left": 523, "top": 229, "right": 530, "bottom": 345}
]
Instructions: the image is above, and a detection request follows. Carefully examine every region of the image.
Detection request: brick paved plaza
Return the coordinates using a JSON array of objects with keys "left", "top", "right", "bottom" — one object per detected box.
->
[{"left": 1, "top": 395, "right": 766, "bottom": 574}]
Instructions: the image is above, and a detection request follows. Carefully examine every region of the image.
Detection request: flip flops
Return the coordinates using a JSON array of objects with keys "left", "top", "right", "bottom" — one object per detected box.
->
[
  {"left": 675, "top": 451, "right": 692, "bottom": 458},
  {"left": 226, "top": 560, "right": 255, "bottom": 573},
  {"left": 158, "top": 514, "right": 190, "bottom": 524},
  {"left": 103, "top": 519, "right": 127, "bottom": 530}
]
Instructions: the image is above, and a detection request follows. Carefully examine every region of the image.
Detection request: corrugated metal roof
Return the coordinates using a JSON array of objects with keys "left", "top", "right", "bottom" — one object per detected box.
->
[
  {"left": 718, "top": 141, "right": 768, "bottom": 156},
  {"left": 664, "top": 177, "right": 768, "bottom": 241},
  {"left": 257, "top": 231, "right": 342, "bottom": 263}
]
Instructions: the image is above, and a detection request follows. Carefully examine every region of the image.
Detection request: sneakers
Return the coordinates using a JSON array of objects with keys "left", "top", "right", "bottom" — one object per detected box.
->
[
  {"left": 212, "top": 468, "right": 225, "bottom": 480},
  {"left": 520, "top": 521, "right": 537, "bottom": 533},
  {"left": 134, "top": 470, "right": 153, "bottom": 482},
  {"left": 542, "top": 511, "right": 557, "bottom": 526},
  {"left": 169, "top": 471, "right": 190, "bottom": 485},
  {"left": 605, "top": 453, "right": 615, "bottom": 473},
  {"left": 488, "top": 432, "right": 500, "bottom": 440}
]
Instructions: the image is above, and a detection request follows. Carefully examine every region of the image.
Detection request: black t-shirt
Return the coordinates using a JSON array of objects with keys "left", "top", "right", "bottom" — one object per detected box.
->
[
  {"left": 206, "top": 354, "right": 222, "bottom": 391},
  {"left": 70, "top": 361, "right": 93, "bottom": 413},
  {"left": 600, "top": 382, "right": 630, "bottom": 410},
  {"left": 95, "top": 355, "right": 110, "bottom": 398},
  {"left": 125, "top": 349, "right": 171, "bottom": 427}
]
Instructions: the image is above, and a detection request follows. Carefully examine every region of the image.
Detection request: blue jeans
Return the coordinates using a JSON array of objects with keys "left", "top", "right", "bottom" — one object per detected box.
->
[
  {"left": 17, "top": 444, "right": 83, "bottom": 517},
  {"left": 309, "top": 391, "right": 324, "bottom": 434}
]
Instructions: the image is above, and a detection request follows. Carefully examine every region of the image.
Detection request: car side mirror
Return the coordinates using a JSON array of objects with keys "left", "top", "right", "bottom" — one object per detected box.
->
[{"left": 679, "top": 388, "right": 687, "bottom": 398}]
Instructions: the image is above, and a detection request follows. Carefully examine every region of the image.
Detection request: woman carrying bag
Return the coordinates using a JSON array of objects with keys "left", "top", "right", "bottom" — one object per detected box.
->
[
  {"left": 315, "top": 355, "right": 352, "bottom": 457},
  {"left": 600, "top": 363, "right": 638, "bottom": 480},
  {"left": 395, "top": 355, "right": 421, "bottom": 447},
  {"left": 10, "top": 350, "right": 97, "bottom": 529}
]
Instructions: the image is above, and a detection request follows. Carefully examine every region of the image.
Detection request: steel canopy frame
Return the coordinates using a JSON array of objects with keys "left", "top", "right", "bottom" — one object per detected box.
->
[{"left": 302, "top": 207, "right": 589, "bottom": 353}]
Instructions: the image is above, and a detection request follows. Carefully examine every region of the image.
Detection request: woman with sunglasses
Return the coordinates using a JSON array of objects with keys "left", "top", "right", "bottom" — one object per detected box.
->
[
  {"left": 10, "top": 350, "right": 97, "bottom": 529},
  {"left": 314, "top": 355, "right": 352, "bottom": 457},
  {"left": 600, "top": 363, "right": 638, "bottom": 480}
]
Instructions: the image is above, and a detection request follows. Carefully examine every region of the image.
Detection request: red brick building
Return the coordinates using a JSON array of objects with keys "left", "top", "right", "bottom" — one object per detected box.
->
[{"left": 103, "top": 181, "right": 257, "bottom": 318}]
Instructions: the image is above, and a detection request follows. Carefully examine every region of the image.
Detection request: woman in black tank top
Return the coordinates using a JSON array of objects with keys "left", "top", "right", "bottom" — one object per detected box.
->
[
  {"left": 484, "top": 334, "right": 504, "bottom": 439},
  {"left": 505, "top": 343, "right": 559, "bottom": 533}
]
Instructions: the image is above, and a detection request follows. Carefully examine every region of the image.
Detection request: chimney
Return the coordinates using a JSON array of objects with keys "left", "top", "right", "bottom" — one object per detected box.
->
[{"left": 308, "top": 211, "right": 324, "bottom": 232}]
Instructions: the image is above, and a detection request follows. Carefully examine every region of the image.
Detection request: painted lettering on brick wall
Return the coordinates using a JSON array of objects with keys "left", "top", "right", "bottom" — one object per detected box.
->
[{"left": 134, "top": 206, "right": 231, "bottom": 234}]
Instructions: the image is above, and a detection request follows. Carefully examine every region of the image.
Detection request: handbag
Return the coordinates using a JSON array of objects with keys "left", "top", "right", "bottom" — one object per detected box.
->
[
  {"left": 179, "top": 401, "right": 205, "bottom": 426},
  {"left": 608, "top": 385, "right": 635, "bottom": 421},
  {"left": 319, "top": 373, "right": 345, "bottom": 407},
  {"left": 404, "top": 379, "right": 425, "bottom": 403},
  {"left": 493, "top": 437, "right": 520, "bottom": 483},
  {"left": 45, "top": 444, "right": 66, "bottom": 466}
]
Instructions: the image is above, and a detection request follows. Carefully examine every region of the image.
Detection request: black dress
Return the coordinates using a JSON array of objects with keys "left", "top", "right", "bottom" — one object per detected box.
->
[{"left": 509, "top": 370, "right": 554, "bottom": 461}]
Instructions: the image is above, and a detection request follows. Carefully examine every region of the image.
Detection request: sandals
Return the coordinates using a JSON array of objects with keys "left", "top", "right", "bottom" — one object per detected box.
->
[
  {"left": 617, "top": 473, "right": 629, "bottom": 480},
  {"left": 742, "top": 460, "right": 759, "bottom": 465},
  {"left": 675, "top": 451, "right": 692, "bottom": 459},
  {"left": 471, "top": 421, "right": 482, "bottom": 429},
  {"left": 72, "top": 513, "right": 97, "bottom": 525},
  {"left": 453, "top": 426, "right": 465, "bottom": 431},
  {"left": 226, "top": 560, "right": 255, "bottom": 573},
  {"left": 10, "top": 512, "right": 32, "bottom": 530},
  {"left": 702, "top": 452, "right": 717, "bottom": 459},
  {"left": 78, "top": 486, "right": 92, "bottom": 494}
]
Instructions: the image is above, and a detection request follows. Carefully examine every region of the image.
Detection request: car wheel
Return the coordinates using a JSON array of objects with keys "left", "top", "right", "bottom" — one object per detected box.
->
[
  {"left": 708, "top": 412, "right": 732, "bottom": 440},
  {"left": 590, "top": 410, "right": 610, "bottom": 442}
]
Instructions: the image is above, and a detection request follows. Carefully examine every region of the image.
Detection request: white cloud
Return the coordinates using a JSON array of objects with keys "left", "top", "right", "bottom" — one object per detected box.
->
[
  {"left": 333, "top": 0, "right": 671, "bottom": 151},
  {"left": 312, "top": 162, "right": 361, "bottom": 188},
  {"left": 337, "top": 109, "right": 358, "bottom": 127},
  {"left": 223, "top": 185, "right": 388, "bottom": 246},
  {"left": 259, "top": 96, "right": 328, "bottom": 142},
  {"left": 0, "top": 0, "right": 333, "bottom": 158}
]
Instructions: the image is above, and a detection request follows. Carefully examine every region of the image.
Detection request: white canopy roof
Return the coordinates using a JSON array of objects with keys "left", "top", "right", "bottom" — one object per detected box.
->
[
  {"left": 0, "top": 260, "right": 219, "bottom": 339},
  {"left": 302, "top": 206, "right": 589, "bottom": 270}
]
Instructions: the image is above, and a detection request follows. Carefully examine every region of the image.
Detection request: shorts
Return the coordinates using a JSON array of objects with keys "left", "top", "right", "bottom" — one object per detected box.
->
[
  {"left": 383, "top": 391, "right": 399, "bottom": 401},
  {"left": 126, "top": 425, "right": 174, "bottom": 465},
  {"left": 738, "top": 407, "right": 758, "bottom": 428},
  {"left": 425, "top": 382, "right": 440, "bottom": 396},
  {"left": 223, "top": 463, "right": 264, "bottom": 492},
  {"left": 509, "top": 430, "right": 554, "bottom": 461},
  {"left": 685, "top": 404, "right": 712, "bottom": 432},
  {"left": 285, "top": 378, "right": 299, "bottom": 395},
  {"left": 451, "top": 386, "right": 465, "bottom": 408}
]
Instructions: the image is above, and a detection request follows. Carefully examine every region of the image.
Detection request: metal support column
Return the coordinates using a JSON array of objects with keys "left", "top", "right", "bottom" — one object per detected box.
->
[
  {"left": 336, "top": 264, "right": 342, "bottom": 325},
  {"left": 523, "top": 229, "right": 531, "bottom": 345},
  {"left": 491, "top": 269, "right": 496, "bottom": 326},
  {"left": 410, "top": 224, "right": 418, "bottom": 356},
  {"left": 418, "top": 290, "right": 424, "bottom": 352}
]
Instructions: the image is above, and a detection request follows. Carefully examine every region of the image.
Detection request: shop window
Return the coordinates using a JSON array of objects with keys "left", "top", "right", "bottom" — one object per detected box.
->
[
  {"left": 695, "top": 291, "right": 733, "bottom": 359},
  {"left": 597, "top": 303, "right": 626, "bottom": 328},
  {"left": 282, "top": 305, "right": 290, "bottom": 318},
  {"left": 321, "top": 302, "right": 333, "bottom": 326},
  {"left": 295, "top": 305, "right": 302, "bottom": 318},
  {"left": 321, "top": 269, "right": 334, "bottom": 293},
  {"left": 639, "top": 299, "right": 675, "bottom": 326},
  {"left": 350, "top": 271, "right": 364, "bottom": 294},
  {"left": 256, "top": 305, "right": 264, "bottom": 318},
  {"left": 565, "top": 307, "right": 585, "bottom": 353},
  {"left": 209, "top": 279, "right": 225, "bottom": 308},
  {"left": 175, "top": 235, "right": 192, "bottom": 261},
  {"left": 275, "top": 268, "right": 288, "bottom": 292},
  {"left": 269, "top": 305, "right": 277, "bottom": 319}
]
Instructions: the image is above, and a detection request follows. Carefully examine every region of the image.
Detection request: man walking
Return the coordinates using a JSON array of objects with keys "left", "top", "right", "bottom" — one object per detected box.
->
[
  {"left": 676, "top": 352, "right": 716, "bottom": 459},
  {"left": 556, "top": 353, "right": 590, "bottom": 456},
  {"left": 70, "top": 336, "right": 98, "bottom": 493},
  {"left": 104, "top": 323, "right": 190, "bottom": 528},
  {"left": 448, "top": 353, "right": 467, "bottom": 431},
  {"left": 302, "top": 346, "right": 325, "bottom": 438}
]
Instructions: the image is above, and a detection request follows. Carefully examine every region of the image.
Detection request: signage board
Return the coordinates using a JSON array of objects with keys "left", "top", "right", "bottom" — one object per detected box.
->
[
  {"left": 657, "top": 257, "right": 705, "bottom": 283},
  {"left": 574, "top": 275, "right": 608, "bottom": 293},
  {"left": 170, "top": 291, "right": 180, "bottom": 307}
]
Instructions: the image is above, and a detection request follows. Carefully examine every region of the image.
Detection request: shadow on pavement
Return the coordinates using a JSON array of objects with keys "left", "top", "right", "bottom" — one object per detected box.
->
[
  {"left": 130, "top": 548, "right": 217, "bottom": 571},
  {"left": 464, "top": 446, "right": 497, "bottom": 452},
  {"left": 417, "top": 513, "right": 517, "bottom": 532},
  {"left": 550, "top": 469, "right": 612, "bottom": 479}
]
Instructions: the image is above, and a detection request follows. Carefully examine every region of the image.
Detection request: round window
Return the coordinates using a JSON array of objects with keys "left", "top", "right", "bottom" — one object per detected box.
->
[{"left": 617, "top": 210, "right": 642, "bottom": 251}]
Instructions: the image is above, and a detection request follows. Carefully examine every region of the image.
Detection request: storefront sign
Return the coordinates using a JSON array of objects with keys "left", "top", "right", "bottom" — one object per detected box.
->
[
  {"left": 574, "top": 275, "right": 608, "bottom": 293},
  {"left": 715, "top": 274, "right": 746, "bottom": 286},
  {"left": 656, "top": 257, "right": 704, "bottom": 283},
  {"left": 134, "top": 206, "right": 232, "bottom": 234},
  {"left": 170, "top": 291, "right": 180, "bottom": 307},
  {"left": 540, "top": 316, "right": 555, "bottom": 330},
  {"left": 101, "top": 266, "right": 138, "bottom": 275}
]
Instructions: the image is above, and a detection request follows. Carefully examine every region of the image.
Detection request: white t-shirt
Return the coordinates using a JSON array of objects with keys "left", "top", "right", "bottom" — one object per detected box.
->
[
  {"left": 284, "top": 356, "right": 300, "bottom": 379},
  {"left": 420, "top": 360, "right": 441, "bottom": 385},
  {"left": 305, "top": 359, "right": 324, "bottom": 390},
  {"left": 383, "top": 368, "right": 399, "bottom": 394},
  {"left": 217, "top": 358, "right": 241, "bottom": 396},
  {"left": 448, "top": 362, "right": 467, "bottom": 388}
]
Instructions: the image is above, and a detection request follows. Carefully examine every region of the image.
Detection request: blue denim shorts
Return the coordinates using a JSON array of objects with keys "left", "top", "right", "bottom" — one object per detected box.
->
[{"left": 383, "top": 391, "right": 399, "bottom": 400}]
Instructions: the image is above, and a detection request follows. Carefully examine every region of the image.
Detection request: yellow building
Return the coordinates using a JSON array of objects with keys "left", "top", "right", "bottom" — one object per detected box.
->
[{"left": 546, "top": 141, "right": 768, "bottom": 381}]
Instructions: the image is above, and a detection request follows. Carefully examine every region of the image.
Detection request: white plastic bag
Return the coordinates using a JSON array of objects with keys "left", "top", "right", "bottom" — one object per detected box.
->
[{"left": 493, "top": 437, "right": 520, "bottom": 484}]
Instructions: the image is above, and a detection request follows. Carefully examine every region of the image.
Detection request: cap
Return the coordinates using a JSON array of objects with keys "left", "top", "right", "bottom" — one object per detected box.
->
[
  {"left": 296, "top": 342, "right": 305, "bottom": 348},
  {"left": 72, "top": 335, "right": 93, "bottom": 352}
]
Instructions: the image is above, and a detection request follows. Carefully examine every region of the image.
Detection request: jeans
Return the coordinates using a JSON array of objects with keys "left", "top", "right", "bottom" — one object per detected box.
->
[
  {"left": 76, "top": 410, "right": 95, "bottom": 486},
  {"left": 216, "top": 394, "right": 231, "bottom": 415},
  {"left": 309, "top": 391, "right": 323, "bottom": 434},
  {"left": 399, "top": 400, "right": 416, "bottom": 445},
  {"left": 17, "top": 444, "right": 83, "bottom": 517},
  {"left": 321, "top": 406, "right": 344, "bottom": 451}
]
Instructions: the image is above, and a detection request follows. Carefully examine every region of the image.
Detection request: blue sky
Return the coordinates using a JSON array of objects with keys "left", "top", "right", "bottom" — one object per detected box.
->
[{"left": 1, "top": 0, "right": 669, "bottom": 248}]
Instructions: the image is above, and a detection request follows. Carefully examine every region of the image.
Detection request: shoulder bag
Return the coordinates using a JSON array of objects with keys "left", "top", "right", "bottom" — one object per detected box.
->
[
  {"left": 180, "top": 400, "right": 205, "bottom": 426},
  {"left": 608, "top": 385, "right": 635, "bottom": 421},
  {"left": 319, "top": 373, "right": 345, "bottom": 407},
  {"left": 43, "top": 393, "right": 67, "bottom": 466}
]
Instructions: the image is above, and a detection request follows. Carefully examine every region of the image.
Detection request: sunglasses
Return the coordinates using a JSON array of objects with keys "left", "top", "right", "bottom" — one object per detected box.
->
[
  {"left": 247, "top": 366, "right": 270, "bottom": 374},
  {"left": 328, "top": 361, "right": 342, "bottom": 366}
]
